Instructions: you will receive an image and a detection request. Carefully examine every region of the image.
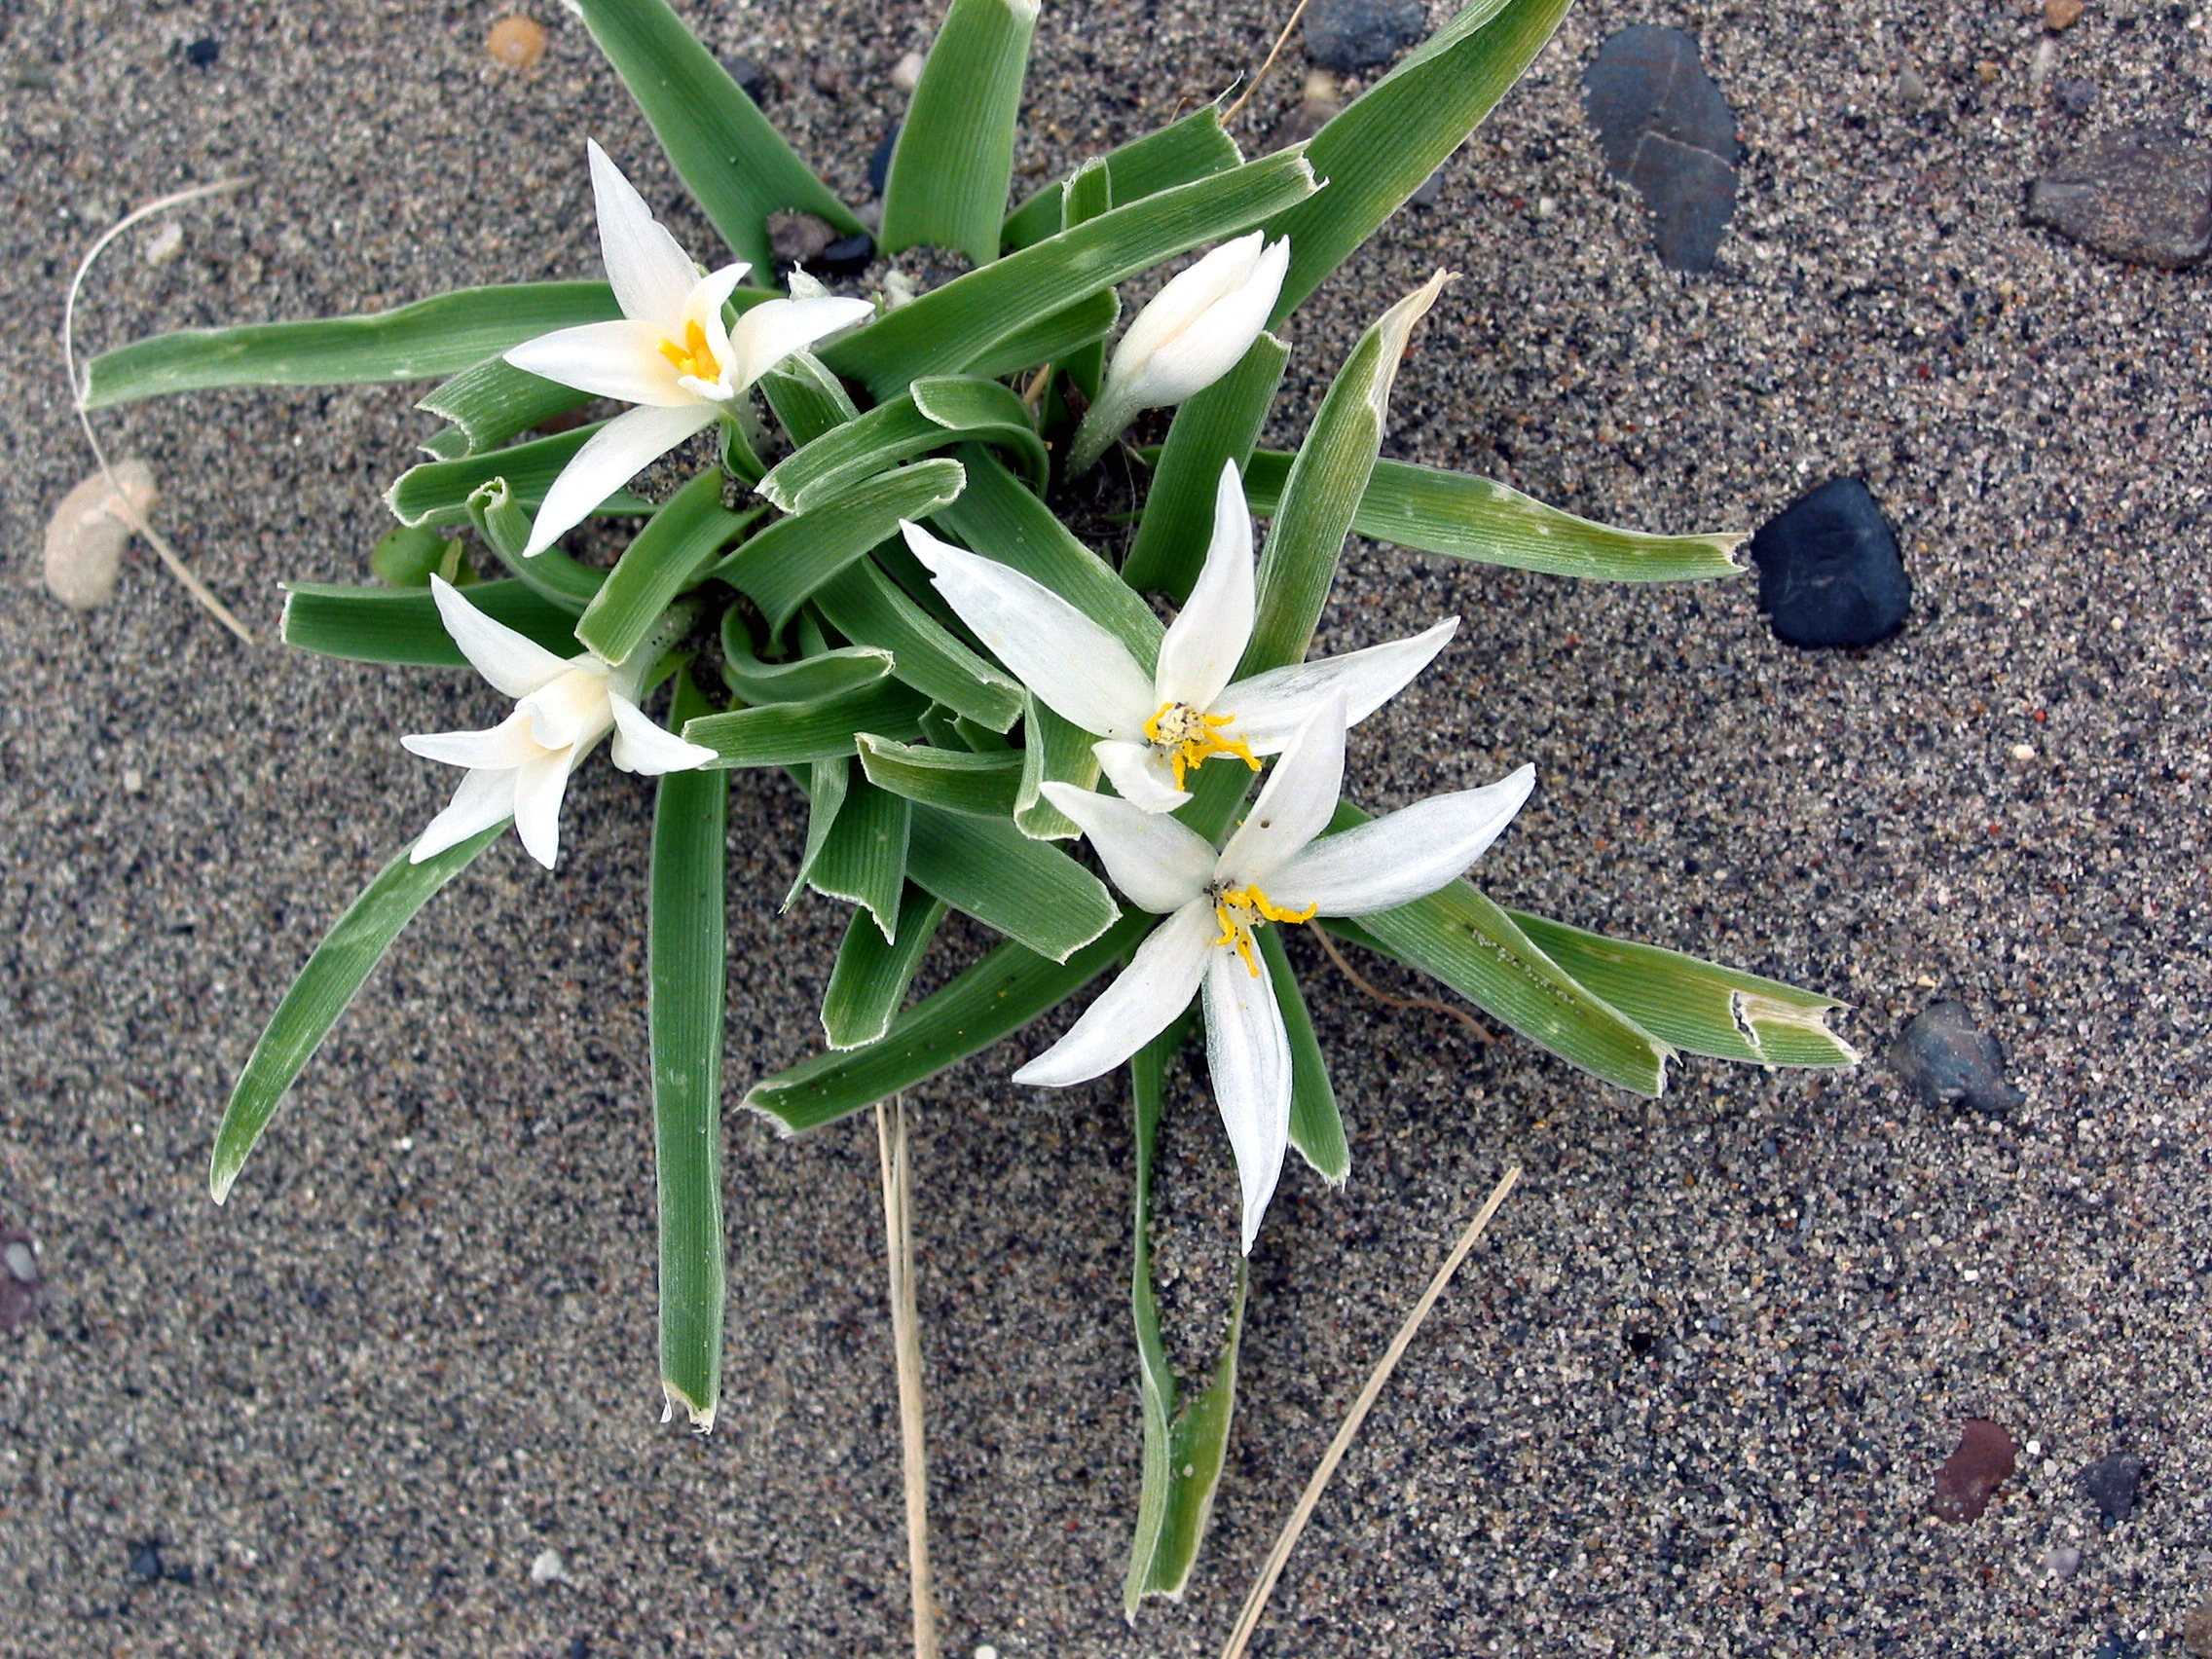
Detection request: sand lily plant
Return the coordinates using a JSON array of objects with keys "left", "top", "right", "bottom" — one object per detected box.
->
[{"left": 76, "top": 0, "right": 1856, "bottom": 1621}]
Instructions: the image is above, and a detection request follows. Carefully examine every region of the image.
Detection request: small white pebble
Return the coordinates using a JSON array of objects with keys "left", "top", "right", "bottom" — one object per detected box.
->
[
  {"left": 2025, "top": 1438, "right": 2044, "bottom": 1457},
  {"left": 2, "top": 1241, "right": 36, "bottom": 1283},
  {"left": 892, "top": 50, "right": 926, "bottom": 92},
  {"left": 143, "top": 219, "right": 184, "bottom": 266},
  {"left": 1534, "top": 196, "right": 1557, "bottom": 217},
  {"left": 975, "top": 1647, "right": 1000, "bottom": 1659},
  {"left": 2044, "top": 1544, "right": 2082, "bottom": 1579},
  {"left": 123, "top": 768, "right": 144, "bottom": 793},
  {"left": 395, "top": 1136, "right": 414, "bottom": 1153},
  {"left": 2010, "top": 743, "right": 2036, "bottom": 760},
  {"left": 529, "top": 1548, "right": 572, "bottom": 1586}
]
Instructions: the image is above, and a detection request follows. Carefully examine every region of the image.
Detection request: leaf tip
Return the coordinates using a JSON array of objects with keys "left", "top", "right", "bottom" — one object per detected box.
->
[{"left": 662, "top": 1381, "right": 718, "bottom": 1434}]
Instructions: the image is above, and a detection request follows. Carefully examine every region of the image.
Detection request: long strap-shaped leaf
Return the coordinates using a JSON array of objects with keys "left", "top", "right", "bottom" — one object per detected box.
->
[
  {"left": 282, "top": 579, "right": 581, "bottom": 667},
  {"left": 879, "top": 0, "right": 1040, "bottom": 267},
  {"left": 822, "top": 886, "right": 948, "bottom": 1051},
  {"left": 815, "top": 558, "right": 1024, "bottom": 732},
  {"left": 905, "top": 806, "right": 1120, "bottom": 963},
  {"left": 650, "top": 670, "right": 729, "bottom": 1431},
  {"left": 83, "top": 283, "right": 620, "bottom": 408},
  {"left": 756, "top": 378, "right": 1047, "bottom": 514},
  {"left": 573, "top": 0, "right": 862, "bottom": 276},
  {"left": 1002, "top": 104, "right": 1242, "bottom": 251},
  {"left": 1263, "top": 0, "right": 1574, "bottom": 321},
  {"left": 387, "top": 424, "right": 656, "bottom": 531},
  {"left": 577, "top": 471, "right": 757, "bottom": 666},
  {"left": 1256, "top": 927, "right": 1348, "bottom": 1184},
  {"left": 714, "top": 461, "right": 967, "bottom": 628},
  {"left": 211, "top": 824, "right": 507, "bottom": 1202}
]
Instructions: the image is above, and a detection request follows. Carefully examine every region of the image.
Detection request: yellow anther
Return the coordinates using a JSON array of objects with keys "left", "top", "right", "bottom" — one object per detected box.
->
[
  {"left": 1209, "top": 884, "right": 1316, "bottom": 978},
  {"left": 656, "top": 318, "right": 716, "bottom": 380},
  {"left": 1143, "top": 701, "right": 1263, "bottom": 790}
]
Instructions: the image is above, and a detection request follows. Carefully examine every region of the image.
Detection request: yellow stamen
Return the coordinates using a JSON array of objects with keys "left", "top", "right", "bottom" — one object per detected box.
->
[
  {"left": 656, "top": 318, "right": 717, "bottom": 380},
  {"left": 1209, "top": 884, "right": 1318, "bottom": 978},
  {"left": 1143, "top": 701, "right": 1263, "bottom": 790}
]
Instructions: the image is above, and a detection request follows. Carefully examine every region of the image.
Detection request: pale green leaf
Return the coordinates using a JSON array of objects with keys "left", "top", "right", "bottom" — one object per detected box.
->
[
  {"left": 576, "top": 470, "right": 756, "bottom": 665},
  {"left": 1256, "top": 927, "right": 1347, "bottom": 1184},
  {"left": 714, "top": 460, "right": 966, "bottom": 628},
  {"left": 822, "top": 886, "right": 948, "bottom": 1051},
  {"left": 1002, "top": 103, "right": 1242, "bottom": 251},
  {"left": 879, "top": 0, "right": 1039, "bottom": 267},
  {"left": 810, "top": 774, "right": 910, "bottom": 941},
  {"left": 815, "top": 558, "right": 1024, "bottom": 731},
  {"left": 282, "top": 579, "right": 581, "bottom": 666},
  {"left": 906, "top": 805, "right": 1120, "bottom": 962},
  {"left": 1013, "top": 696, "right": 1098, "bottom": 841},
  {"left": 856, "top": 734, "right": 1023, "bottom": 818},
  {"left": 757, "top": 377, "right": 1046, "bottom": 514},
  {"left": 387, "top": 424, "right": 657, "bottom": 531},
  {"left": 682, "top": 678, "right": 929, "bottom": 767}
]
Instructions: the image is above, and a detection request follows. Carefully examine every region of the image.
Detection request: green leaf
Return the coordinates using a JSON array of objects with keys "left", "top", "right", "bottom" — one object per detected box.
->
[
  {"left": 720, "top": 610, "right": 894, "bottom": 704},
  {"left": 1239, "top": 452, "right": 1748, "bottom": 582},
  {"left": 787, "top": 756, "right": 852, "bottom": 906},
  {"left": 466, "top": 478, "right": 607, "bottom": 612},
  {"left": 1052, "top": 158, "right": 1116, "bottom": 403},
  {"left": 649, "top": 668, "right": 729, "bottom": 1430},
  {"left": 822, "top": 886, "right": 948, "bottom": 1050},
  {"left": 856, "top": 734, "right": 1023, "bottom": 818},
  {"left": 758, "top": 351, "right": 862, "bottom": 448},
  {"left": 1256, "top": 927, "right": 1347, "bottom": 1184},
  {"left": 1002, "top": 103, "right": 1242, "bottom": 251},
  {"left": 1013, "top": 696, "right": 1098, "bottom": 841},
  {"left": 879, "top": 0, "right": 1040, "bottom": 267},
  {"left": 1504, "top": 910, "right": 1859, "bottom": 1067},
  {"left": 714, "top": 460, "right": 967, "bottom": 629},
  {"left": 757, "top": 377, "right": 1047, "bottom": 514},
  {"left": 1124, "top": 1019, "right": 1247, "bottom": 1615},
  {"left": 1122, "top": 332, "right": 1290, "bottom": 601},
  {"left": 573, "top": 0, "right": 863, "bottom": 276},
  {"left": 933, "top": 445, "right": 1161, "bottom": 666},
  {"left": 825, "top": 150, "right": 1317, "bottom": 400},
  {"left": 682, "top": 677, "right": 929, "bottom": 767},
  {"left": 369, "top": 526, "right": 459, "bottom": 588},
  {"left": 576, "top": 470, "right": 756, "bottom": 666},
  {"left": 815, "top": 558, "right": 1024, "bottom": 730},
  {"left": 1242, "top": 272, "right": 1449, "bottom": 677},
  {"left": 1263, "top": 0, "right": 1574, "bottom": 321},
  {"left": 82, "top": 283, "right": 621, "bottom": 409},
  {"left": 742, "top": 912, "right": 1151, "bottom": 1133},
  {"left": 418, "top": 359, "right": 593, "bottom": 458},
  {"left": 387, "top": 423, "right": 657, "bottom": 530},
  {"left": 905, "top": 805, "right": 1120, "bottom": 962},
  {"left": 961, "top": 289, "right": 1121, "bottom": 382},
  {"left": 211, "top": 825, "right": 505, "bottom": 1203},
  {"left": 810, "top": 774, "right": 911, "bottom": 941},
  {"left": 282, "top": 579, "right": 582, "bottom": 666}
]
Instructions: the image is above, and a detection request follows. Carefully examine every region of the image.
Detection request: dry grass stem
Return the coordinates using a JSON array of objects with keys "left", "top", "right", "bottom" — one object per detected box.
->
[
  {"left": 1314, "top": 927, "right": 1494, "bottom": 1044},
  {"left": 1225, "top": 0, "right": 1316, "bottom": 125},
  {"left": 1219, "top": 1163, "right": 1524, "bottom": 1659},
  {"left": 875, "top": 1096, "right": 940, "bottom": 1659}
]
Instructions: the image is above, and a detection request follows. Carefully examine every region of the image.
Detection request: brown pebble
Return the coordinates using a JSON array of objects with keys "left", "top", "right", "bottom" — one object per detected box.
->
[
  {"left": 487, "top": 15, "right": 546, "bottom": 69},
  {"left": 812, "top": 62, "right": 846, "bottom": 97},
  {"left": 2046, "top": 0, "right": 2085, "bottom": 30},
  {"left": 1975, "top": 60, "right": 2001, "bottom": 85},
  {"left": 1931, "top": 1418, "right": 2016, "bottom": 1522},
  {"left": 43, "top": 458, "right": 158, "bottom": 611},
  {"left": 2185, "top": 1588, "right": 2212, "bottom": 1658}
]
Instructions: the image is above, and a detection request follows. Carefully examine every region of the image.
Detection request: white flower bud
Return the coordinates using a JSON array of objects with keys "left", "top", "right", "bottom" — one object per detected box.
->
[{"left": 1102, "top": 231, "right": 1290, "bottom": 410}]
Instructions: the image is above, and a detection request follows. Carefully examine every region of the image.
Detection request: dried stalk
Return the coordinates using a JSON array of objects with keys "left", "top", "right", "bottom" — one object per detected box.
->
[{"left": 875, "top": 1096, "right": 940, "bottom": 1659}]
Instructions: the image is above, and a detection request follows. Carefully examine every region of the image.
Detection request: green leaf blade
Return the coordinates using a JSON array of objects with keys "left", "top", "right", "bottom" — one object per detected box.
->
[
  {"left": 682, "top": 678, "right": 930, "bottom": 768},
  {"left": 575, "top": 470, "right": 755, "bottom": 666},
  {"left": 1257, "top": 928, "right": 1348, "bottom": 1185},
  {"left": 905, "top": 806, "right": 1120, "bottom": 963},
  {"left": 822, "top": 887, "right": 948, "bottom": 1050},
  {"left": 879, "top": 0, "right": 1040, "bottom": 267},
  {"left": 1003, "top": 104, "right": 1242, "bottom": 251},
  {"left": 857, "top": 734, "right": 1024, "bottom": 818},
  {"left": 715, "top": 460, "right": 967, "bottom": 628},
  {"left": 281, "top": 579, "right": 581, "bottom": 667}
]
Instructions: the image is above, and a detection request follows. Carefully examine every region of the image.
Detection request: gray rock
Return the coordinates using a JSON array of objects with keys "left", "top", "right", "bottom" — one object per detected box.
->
[
  {"left": 1890, "top": 1001, "right": 2025, "bottom": 1115},
  {"left": 1304, "top": 0, "right": 1426, "bottom": 73},
  {"left": 1580, "top": 25, "right": 1742, "bottom": 273},
  {"left": 0, "top": 1219, "right": 39, "bottom": 1335},
  {"left": 2080, "top": 1452, "right": 2147, "bottom": 1527},
  {"left": 1750, "top": 477, "right": 1911, "bottom": 649},
  {"left": 2028, "top": 129, "right": 2212, "bottom": 269}
]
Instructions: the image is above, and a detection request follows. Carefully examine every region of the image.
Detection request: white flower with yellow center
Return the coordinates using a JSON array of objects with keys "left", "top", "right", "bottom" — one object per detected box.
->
[
  {"left": 1016, "top": 695, "right": 1534, "bottom": 1253},
  {"left": 899, "top": 460, "right": 1457, "bottom": 812},
  {"left": 403, "top": 576, "right": 716, "bottom": 870},
  {"left": 502, "top": 140, "right": 873, "bottom": 558}
]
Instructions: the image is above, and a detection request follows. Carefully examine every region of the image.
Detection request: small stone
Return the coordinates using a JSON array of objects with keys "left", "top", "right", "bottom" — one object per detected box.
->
[
  {"left": 1409, "top": 166, "right": 1447, "bottom": 207},
  {"left": 0, "top": 1221, "right": 40, "bottom": 1335},
  {"left": 1264, "top": 73, "right": 1342, "bottom": 152},
  {"left": 1976, "top": 59, "right": 2002, "bottom": 84},
  {"left": 1931, "top": 1419, "right": 2017, "bottom": 1523},
  {"left": 44, "top": 459, "right": 159, "bottom": 612},
  {"left": 2028, "top": 128, "right": 2212, "bottom": 269},
  {"left": 1304, "top": 0, "right": 1427, "bottom": 72},
  {"left": 530, "top": 1547, "right": 573, "bottom": 1586},
  {"left": 2047, "top": 0, "right": 2086, "bottom": 30},
  {"left": 1580, "top": 25, "right": 1742, "bottom": 273},
  {"left": 128, "top": 1542, "right": 164, "bottom": 1581},
  {"left": 1749, "top": 478, "right": 1911, "bottom": 648},
  {"left": 2029, "top": 36, "right": 2057, "bottom": 103},
  {"left": 568, "top": 1641, "right": 591, "bottom": 1659},
  {"left": 183, "top": 38, "right": 219, "bottom": 68},
  {"left": 2080, "top": 1452, "right": 2147, "bottom": 1526},
  {"left": 724, "top": 55, "right": 774, "bottom": 104},
  {"left": 13, "top": 58, "right": 55, "bottom": 90},
  {"left": 2010, "top": 743, "right": 2037, "bottom": 760},
  {"left": 2053, "top": 78, "right": 2099, "bottom": 117},
  {"left": 1896, "top": 64, "right": 1929, "bottom": 107},
  {"left": 2184, "top": 1589, "right": 2212, "bottom": 1658},
  {"left": 2097, "top": 1632, "right": 2142, "bottom": 1659},
  {"left": 892, "top": 51, "right": 926, "bottom": 92},
  {"left": 2045, "top": 1545, "right": 2083, "bottom": 1579},
  {"left": 812, "top": 233, "right": 875, "bottom": 276},
  {"left": 868, "top": 122, "right": 902, "bottom": 198},
  {"left": 123, "top": 768, "right": 144, "bottom": 793},
  {"left": 812, "top": 61, "right": 846, "bottom": 97},
  {"left": 143, "top": 219, "right": 184, "bottom": 266},
  {"left": 768, "top": 210, "right": 837, "bottom": 270},
  {"left": 487, "top": 16, "right": 545, "bottom": 68},
  {"left": 1891, "top": 1001, "right": 2025, "bottom": 1114}
]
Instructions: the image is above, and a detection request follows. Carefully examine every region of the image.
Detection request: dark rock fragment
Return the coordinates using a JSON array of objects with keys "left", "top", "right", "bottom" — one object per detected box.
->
[
  {"left": 868, "top": 122, "right": 901, "bottom": 198},
  {"left": 2095, "top": 1631, "right": 2141, "bottom": 1659},
  {"left": 1409, "top": 166, "right": 1447, "bottom": 207},
  {"left": 812, "top": 234, "right": 875, "bottom": 277},
  {"left": 1750, "top": 478, "right": 1911, "bottom": 648},
  {"left": 2081, "top": 1452, "right": 2147, "bottom": 1526},
  {"left": 1580, "top": 25, "right": 1741, "bottom": 273},
  {"left": 2028, "top": 129, "right": 2212, "bottom": 269},
  {"left": 0, "top": 1219, "right": 40, "bottom": 1333},
  {"left": 768, "top": 211, "right": 837, "bottom": 271},
  {"left": 724, "top": 56, "right": 775, "bottom": 104},
  {"left": 183, "top": 38, "right": 219, "bottom": 68},
  {"left": 1891, "top": 1001, "right": 2024, "bottom": 1114},
  {"left": 1931, "top": 1418, "right": 2016, "bottom": 1522},
  {"left": 129, "top": 1542, "right": 165, "bottom": 1581},
  {"left": 1304, "top": 0, "right": 1427, "bottom": 73},
  {"left": 2052, "top": 78, "right": 2099, "bottom": 117}
]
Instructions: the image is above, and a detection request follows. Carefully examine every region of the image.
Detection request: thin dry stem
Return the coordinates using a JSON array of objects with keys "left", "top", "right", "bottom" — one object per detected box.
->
[
  {"left": 875, "top": 1096, "right": 940, "bottom": 1659},
  {"left": 63, "top": 179, "right": 256, "bottom": 643},
  {"left": 1224, "top": 0, "right": 1316, "bottom": 125},
  {"left": 1220, "top": 1164, "right": 1523, "bottom": 1659},
  {"left": 1314, "top": 927, "right": 1493, "bottom": 1045}
]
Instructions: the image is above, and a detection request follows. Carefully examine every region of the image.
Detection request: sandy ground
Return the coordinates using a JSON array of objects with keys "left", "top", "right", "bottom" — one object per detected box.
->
[{"left": 4, "top": 0, "right": 2210, "bottom": 1654}]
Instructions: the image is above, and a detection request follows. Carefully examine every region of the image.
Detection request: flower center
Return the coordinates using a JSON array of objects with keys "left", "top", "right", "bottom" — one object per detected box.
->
[
  {"left": 1209, "top": 883, "right": 1317, "bottom": 977},
  {"left": 656, "top": 318, "right": 720, "bottom": 384},
  {"left": 1143, "top": 701, "right": 1261, "bottom": 790}
]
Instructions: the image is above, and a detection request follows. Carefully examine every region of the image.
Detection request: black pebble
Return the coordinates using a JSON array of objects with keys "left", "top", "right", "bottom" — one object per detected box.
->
[
  {"left": 1889, "top": 1001, "right": 2024, "bottom": 1115},
  {"left": 2093, "top": 1630, "right": 2139, "bottom": 1659},
  {"left": 2081, "top": 1452, "right": 2148, "bottom": 1527},
  {"left": 811, "top": 233, "right": 875, "bottom": 276},
  {"left": 183, "top": 38, "right": 219, "bottom": 68},
  {"left": 1580, "top": 25, "right": 1741, "bottom": 273},
  {"left": 129, "top": 1542, "right": 164, "bottom": 1581},
  {"left": 1304, "top": 0, "right": 1427, "bottom": 72},
  {"left": 868, "top": 123, "right": 902, "bottom": 199},
  {"left": 1750, "top": 478, "right": 1911, "bottom": 648},
  {"left": 568, "top": 1640, "right": 591, "bottom": 1659},
  {"left": 724, "top": 55, "right": 774, "bottom": 104}
]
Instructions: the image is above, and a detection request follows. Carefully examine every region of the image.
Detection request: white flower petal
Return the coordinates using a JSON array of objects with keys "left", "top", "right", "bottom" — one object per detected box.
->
[
  {"left": 898, "top": 520, "right": 1154, "bottom": 740},
  {"left": 1039, "top": 782, "right": 1213, "bottom": 913},
  {"left": 1215, "top": 695, "right": 1346, "bottom": 887},
  {"left": 411, "top": 765, "right": 517, "bottom": 864},
  {"left": 1126, "top": 235, "right": 1290, "bottom": 409},
  {"left": 608, "top": 692, "right": 718, "bottom": 775},
  {"left": 1106, "top": 232, "right": 1266, "bottom": 401},
  {"left": 502, "top": 318, "right": 691, "bottom": 408},
  {"left": 518, "top": 663, "right": 614, "bottom": 752},
  {"left": 1267, "top": 764, "right": 1536, "bottom": 917},
  {"left": 1211, "top": 616, "right": 1458, "bottom": 755},
  {"left": 725, "top": 295, "right": 875, "bottom": 390},
  {"left": 510, "top": 746, "right": 577, "bottom": 869},
  {"left": 401, "top": 707, "right": 544, "bottom": 771},
  {"left": 1091, "top": 739, "right": 1190, "bottom": 814},
  {"left": 428, "top": 575, "right": 571, "bottom": 698},
  {"left": 588, "top": 139, "right": 701, "bottom": 329},
  {"left": 522, "top": 401, "right": 720, "bottom": 558},
  {"left": 1202, "top": 943, "right": 1294, "bottom": 1255},
  {"left": 1012, "top": 900, "right": 1215, "bottom": 1087},
  {"left": 1153, "top": 461, "right": 1255, "bottom": 711}
]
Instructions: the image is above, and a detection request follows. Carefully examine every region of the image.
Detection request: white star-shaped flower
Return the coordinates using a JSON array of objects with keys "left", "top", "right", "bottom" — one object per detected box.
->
[
  {"left": 899, "top": 461, "right": 1457, "bottom": 812},
  {"left": 1016, "top": 695, "right": 1534, "bottom": 1253},
  {"left": 404, "top": 576, "right": 716, "bottom": 870},
  {"left": 502, "top": 141, "right": 873, "bottom": 558}
]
